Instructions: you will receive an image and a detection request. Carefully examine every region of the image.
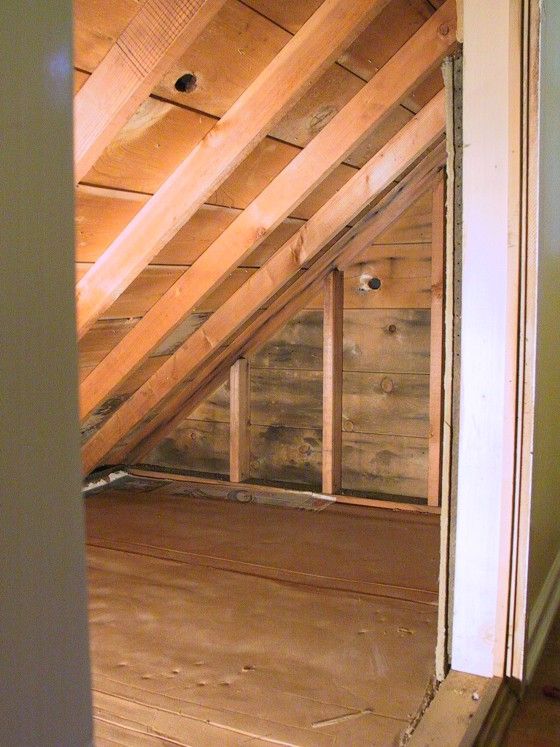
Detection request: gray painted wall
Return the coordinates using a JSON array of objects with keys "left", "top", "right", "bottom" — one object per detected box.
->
[
  {"left": 0, "top": 1, "right": 93, "bottom": 744},
  {"left": 527, "top": 0, "right": 560, "bottom": 614}
]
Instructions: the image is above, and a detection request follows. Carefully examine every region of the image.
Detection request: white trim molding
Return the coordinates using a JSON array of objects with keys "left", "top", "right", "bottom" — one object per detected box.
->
[{"left": 451, "top": 0, "right": 523, "bottom": 677}]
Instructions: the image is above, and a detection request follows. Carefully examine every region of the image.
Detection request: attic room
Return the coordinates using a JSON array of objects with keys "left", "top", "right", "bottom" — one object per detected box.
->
[{"left": 2, "top": 1, "right": 560, "bottom": 746}]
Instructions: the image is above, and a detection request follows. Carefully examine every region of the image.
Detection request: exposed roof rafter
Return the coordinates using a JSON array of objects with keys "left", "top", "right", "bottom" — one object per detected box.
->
[
  {"left": 75, "top": 0, "right": 390, "bottom": 339},
  {"left": 118, "top": 140, "right": 446, "bottom": 464},
  {"left": 79, "top": 0, "right": 457, "bottom": 421},
  {"left": 74, "top": 0, "right": 227, "bottom": 184},
  {"left": 82, "top": 91, "right": 446, "bottom": 474}
]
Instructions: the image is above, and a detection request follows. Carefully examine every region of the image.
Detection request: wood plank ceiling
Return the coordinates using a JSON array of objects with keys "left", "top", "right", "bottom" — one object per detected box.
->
[{"left": 75, "top": 0, "right": 457, "bottom": 476}]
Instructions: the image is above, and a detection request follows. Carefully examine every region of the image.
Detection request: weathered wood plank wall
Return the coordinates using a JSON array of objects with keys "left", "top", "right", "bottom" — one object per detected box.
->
[{"left": 144, "top": 191, "right": 433, "bottom": 498}]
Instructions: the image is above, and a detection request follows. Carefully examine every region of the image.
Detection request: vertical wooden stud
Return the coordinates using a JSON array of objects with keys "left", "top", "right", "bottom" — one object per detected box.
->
[
  {"left": 322, "top": 269, "right": 344, "bottom": 494},
  {"left": 230, "top": 358, "right": 250, "bottom": 483},
  {"left": 428, "top": 175, "right": 446, "bottom": 506}
]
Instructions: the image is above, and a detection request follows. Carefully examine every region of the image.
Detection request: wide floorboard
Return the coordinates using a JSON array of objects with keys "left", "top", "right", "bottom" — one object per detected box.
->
[{"left": 87, "top": 484, "right": 439, "bottom": 746}]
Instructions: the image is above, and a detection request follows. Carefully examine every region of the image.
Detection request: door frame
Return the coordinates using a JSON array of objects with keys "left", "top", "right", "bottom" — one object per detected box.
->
[{"left": 444, "top": 0, "right": 542, "bottom": 682}]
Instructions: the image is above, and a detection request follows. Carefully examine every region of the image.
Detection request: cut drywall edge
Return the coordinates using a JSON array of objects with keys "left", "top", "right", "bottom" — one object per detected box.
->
[{"left": 82, "top": 468, "right": 129, "bottom": 494}]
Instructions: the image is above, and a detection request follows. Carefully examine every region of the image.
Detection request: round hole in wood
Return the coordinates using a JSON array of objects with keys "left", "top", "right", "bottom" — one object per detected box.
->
[
  {"left": 174, "top": 72, "right": 197, "bottom": 93},
  {"left": 367, "top": 277, "right": 382, "bottom": 290}
]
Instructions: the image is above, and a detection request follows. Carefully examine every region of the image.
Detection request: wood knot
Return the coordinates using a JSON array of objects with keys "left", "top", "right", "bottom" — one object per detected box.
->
[
  {"left": 381, "top": 377, "right": 394, "bottom": 394},
  {"left": 255, "top": 225, "right": 267, "bottom": 240},
  {"left": 438, "top": 23, "right": 450, "bottom": 37}
]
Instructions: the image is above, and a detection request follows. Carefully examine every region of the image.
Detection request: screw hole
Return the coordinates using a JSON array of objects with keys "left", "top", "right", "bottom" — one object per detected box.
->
[
  {"left": 175, "top": 72, "right": 197, "bottom": 93},
  {"left": 367, "top": 277, "right": 382, "bottom": 290}
]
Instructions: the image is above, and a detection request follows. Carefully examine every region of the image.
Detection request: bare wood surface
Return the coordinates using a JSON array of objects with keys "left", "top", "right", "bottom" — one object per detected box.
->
[
  {"left": 73, "top": 0, "right": 226, "bottom": 183},
  {"left": 82, "top": 93, "right": 446, "bottom": 474},
  {"left": 143, "top": 419, "right": 428, "bottom": 498},
  {"left": 75, "top": 0, "right": 388, "bottom": 339},
  {"left": 229, "top": 359, "right": 250, "bottom": 482},
  {"left": 74, "top": 0, "right": 444, "bottom": 176},
  {"left": 119, "top": 284, "right": 323, "bottom": 465},
  {"left": 117, "top": 144, "right": 444, "bottom": 470},
  {"left": 427, "top": 175, "right": 446, "bottom": 506},
  {"left": 407, "top": 670, "right": 499, "bottom": 746},
  {"left": 128, "top": 467, "right": 442, "bottom": 515},
  {"left": 322, "top": 270, "right": 344, "bottom": 494},
  {"left": 76, "top": 191, "right": 434, "bottom": 382},
  {"left": 86, "top": 482, "right": 439, "bottom": 743},
  {"left": 250, "top": 308, "right": 431, "bottom": 373},
  {"left": 184, "top": 369, "right": 429, "bottom": 438},
  {"left": 88, "top": 544, "right": 436, "bottom": 745},
  {"left": 86, "top": 482, "right": 439, "bottom": 599},
  {"left": 79, "top": 2, "right": 456, "bottom": 418}
]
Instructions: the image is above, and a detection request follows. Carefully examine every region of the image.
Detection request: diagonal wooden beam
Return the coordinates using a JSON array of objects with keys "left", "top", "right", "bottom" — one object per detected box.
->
[
  {"left": 118, "top": 142, "right": 446, "bottom": 464},
  {"left": 82, "top": 93, "right": 446, "bottom": 474},
  {"left": 79, "top": 0, "right": 457, "bottom": 420},
  {"left": 74, "top": 0, "right": 227, "bottom": 185},
  {"left": 117, "top": 282, "right": 324, "bottom": 466},
  {"left": 75, "top": 0, "right": 390, "bottom": 340}
]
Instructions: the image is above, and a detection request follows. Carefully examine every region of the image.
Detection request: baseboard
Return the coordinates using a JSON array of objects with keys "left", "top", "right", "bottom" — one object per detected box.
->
[
  {"left": 474, "top": 547, "right": 560, "bottom": 744},
  {"left": 474, "top": 678, "right": 518, "bottom": 746},
  {"left": 525, "top": 545, "right": 560, "bottom": 681}
]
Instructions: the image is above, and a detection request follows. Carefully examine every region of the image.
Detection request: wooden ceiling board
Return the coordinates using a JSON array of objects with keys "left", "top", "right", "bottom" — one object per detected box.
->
[
  {"left": 348, "top": 106, "right": 414, "bottom": 168},
  {"left": 293, "top": 164, "right": 357, "bottom": 221},
  {"left": 151, "top": 2, "right": 383, "bottom": 155},
  {"left": 76, "top": 186, "right": 148, "bottom": 263},
  {"left": 74, "top": 0, "right": 415, "bottom": 161},
  {"left": 246, "top": 0, "right": 436, "bottom": 80},
  {"left": 79, "top": 90, "right": 360, "bottom": 218},
  {"left": 77, "top": 264, "right": 184, "bottom": 319},
  {"left": 339, "top": 0, "right": 435, "bottom": 80},
  {"left": 79, "top": 318, "right": 139, "bottom": 369},
  {"left": 406, "top": 68, "right": 445, "bottom": 111},
  {"left": 153, "top": 204, "right": 240, "bottom": 265},
  {"left": 154, "top": 0, "right": 290, "bottom": 116},
  {"left": 207, "top": 137, "right": 358, "bottom": 219},
  {"left": 152, "top": 0, "right": 437, "bottom": 158},
  {"left": 76, "top": 0, "right": 436, "bottom": 194},
  {"left": 271, "top": 64, "right": 364, "bottom": 149},
  {"left": 77, "top": 194, "right": 292, "bottom": 267},
  {"left": 155, "top": 210, "right": 304, "bottom": 267},
  {"left": 80, "top": 356, "right": 167, "bottom": 394},
  {"left": 76, "top": 264, "right": 257, "bottom": 319},
  {"left": 74, "top": 69, "right": 89, "bottom": 93},
  {"left": 83, "top": 96, "right": 216, "bottom": 194},
  {"left": 74, "top": 0, "right": 142, "bottom": 71},
  {"left": 375, "top": 189, "right": 434, "bottom": 244},
  {"left": 76, "top": 6, "right": 446, "bottom": 224},
  {"left": 242, "top": 0, "right": 324, "bottom": 32}
]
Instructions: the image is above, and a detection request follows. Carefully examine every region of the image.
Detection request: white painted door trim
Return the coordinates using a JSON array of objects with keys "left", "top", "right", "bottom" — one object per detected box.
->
[{"left": 451, "top": 0, "right": 524, "bottom": 678}]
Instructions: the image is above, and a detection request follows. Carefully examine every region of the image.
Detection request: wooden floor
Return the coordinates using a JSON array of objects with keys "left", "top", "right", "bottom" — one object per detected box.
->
[
  {"left": 86, "top": 483, "right": 440, "bottom": 746},
  {"left": 503, "top": 612, "right": 560, "bottom": 747}
]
